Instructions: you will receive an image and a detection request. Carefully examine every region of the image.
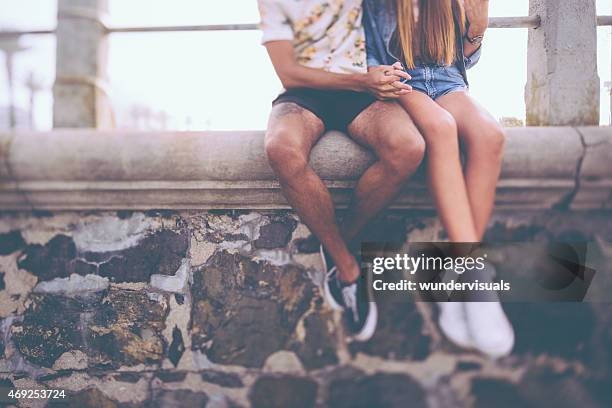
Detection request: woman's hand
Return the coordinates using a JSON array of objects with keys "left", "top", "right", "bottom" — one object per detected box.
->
[
  {"left": 463, "top": 0, "right": 489, "bottom": 58},
  {"left": 464, "top": 0, "right": 490, "bottom": 37}
]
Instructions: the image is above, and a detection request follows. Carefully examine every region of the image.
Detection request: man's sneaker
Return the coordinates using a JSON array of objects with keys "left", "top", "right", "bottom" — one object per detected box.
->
[
  {"left": 320, "top": 245, "right": 378, "bottom": 341},
  {"left": 323, "top": 267, "right": 345, "bottom": 311},
  {"left": 340, "top": 277, "right": 378, "bottom": 342},
  {"left": 320, "top": 244, "right": 335, "bottom": 274},
  {"left": 321, "top": 245, "right": 343, "bottom": 311}
]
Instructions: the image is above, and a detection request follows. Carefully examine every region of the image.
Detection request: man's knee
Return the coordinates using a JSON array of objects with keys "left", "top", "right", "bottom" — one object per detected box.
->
[
  {"left": 265, "top": 128, "right": 309, "bottom": 178},
  {"left": 379, "top": 126, "right": 426, "bottom": 178}
]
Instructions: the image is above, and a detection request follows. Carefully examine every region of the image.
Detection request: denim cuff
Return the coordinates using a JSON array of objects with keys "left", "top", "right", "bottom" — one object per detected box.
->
[
  {"left": 464, "top": 45, "right": 482, "bottom": 70},
  {"left": 367, "top": 56, "right": 383, "bottom": 68}
]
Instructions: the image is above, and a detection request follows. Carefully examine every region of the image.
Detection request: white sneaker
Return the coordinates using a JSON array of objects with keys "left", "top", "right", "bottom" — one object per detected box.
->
[
  {"left": 437, "top": 302, "right": 473, "bottom": 349},
  {"left": 464, "top": 301, "right": 515, "bottom": 358}
]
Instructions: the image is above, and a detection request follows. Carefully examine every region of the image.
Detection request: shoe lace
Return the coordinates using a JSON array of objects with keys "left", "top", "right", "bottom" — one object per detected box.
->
[{"left": 342, "top": 285, "right": 358, "bottom": 322}]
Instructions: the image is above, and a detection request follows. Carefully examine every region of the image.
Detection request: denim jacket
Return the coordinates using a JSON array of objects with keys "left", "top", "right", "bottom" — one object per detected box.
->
[{"left": 362, "top": 0, "right": 481, "bottom": 86}]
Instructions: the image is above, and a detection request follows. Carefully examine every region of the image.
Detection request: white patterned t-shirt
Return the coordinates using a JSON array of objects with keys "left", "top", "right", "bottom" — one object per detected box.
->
[{"left": 257, "top": 0, "right": 367, "bottom": 74}]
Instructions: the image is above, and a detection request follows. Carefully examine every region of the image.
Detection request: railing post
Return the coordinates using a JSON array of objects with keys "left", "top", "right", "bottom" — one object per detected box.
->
[
  {"left": 526, "top": 0, "right": 600, "bottom": 126},
  {"left": 53, "top": 0, "right": 112, "bottom": 128}
]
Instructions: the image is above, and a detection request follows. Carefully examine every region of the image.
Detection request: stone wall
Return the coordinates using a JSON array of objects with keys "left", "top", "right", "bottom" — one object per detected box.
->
[
  {"left": 1, "top": 209, "right": 612, "bottom": 407},
  {"left": 1, "top": 125, "right": 611, "bottom": 407}
]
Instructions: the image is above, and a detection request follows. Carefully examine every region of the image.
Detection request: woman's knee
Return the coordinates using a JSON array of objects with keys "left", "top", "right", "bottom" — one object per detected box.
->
[
  {"left": 420, "top": 112, "right": 458, "bottom": 148},
  {"left": 467, "top": 120, "right": 506, "bottom": 161},
  {"left": 485, "top": 122, "right": 506, "bottom": 158}
]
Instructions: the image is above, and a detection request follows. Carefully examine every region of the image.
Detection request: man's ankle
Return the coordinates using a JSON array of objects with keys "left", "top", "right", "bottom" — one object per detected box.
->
[{"left": 337, "top": 261, "right": 360, "bottom": 284}]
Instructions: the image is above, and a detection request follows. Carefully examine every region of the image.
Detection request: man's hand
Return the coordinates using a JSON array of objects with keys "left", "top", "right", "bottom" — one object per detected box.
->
[
  {"left": 464, "top": 0, "right": 489, "bottom": 37},
  {"left": 363, "top": 62, "right": 412, "bottom": 100}
]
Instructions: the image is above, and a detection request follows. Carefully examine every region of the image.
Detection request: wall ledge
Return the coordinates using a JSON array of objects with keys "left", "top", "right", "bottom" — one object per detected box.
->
[{"left": 0, "top": 127, "right": 610, "bottom": 211}]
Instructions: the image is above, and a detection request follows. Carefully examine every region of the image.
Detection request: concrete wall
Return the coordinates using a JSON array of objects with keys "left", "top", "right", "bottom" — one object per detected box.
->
[
  {"left": 526, "top": 0, "right": 600, "bottom": 126},
  {"left": 53, "top": 0, "right": 113, "bottom": 128},
  {"left": 1, "top": 128, "right": 611, "bottom": 211}
]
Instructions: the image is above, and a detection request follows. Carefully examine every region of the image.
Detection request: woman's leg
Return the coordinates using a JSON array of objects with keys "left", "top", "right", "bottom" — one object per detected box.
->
[
  {"left": 436, "top": 92, "right": 506, "bottom": 239},
  {"left": 435, "top": 91, "right": 513, "bottom": 357},
  {"left": 398, "top": 92, "right": 479, "bottom": 349},
  {"left": 398, "top": 92, "right": 479, "bottom": 242}
]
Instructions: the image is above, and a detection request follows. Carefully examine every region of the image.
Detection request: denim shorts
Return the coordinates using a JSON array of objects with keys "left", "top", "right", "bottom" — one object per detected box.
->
[{"left": 403, "top": 62, "right": 467, "bottom": 100}]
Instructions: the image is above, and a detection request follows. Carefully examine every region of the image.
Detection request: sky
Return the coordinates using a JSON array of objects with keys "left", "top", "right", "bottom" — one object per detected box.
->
[{"left": 0, "top": 0, "right": 611, "bottom": 130}]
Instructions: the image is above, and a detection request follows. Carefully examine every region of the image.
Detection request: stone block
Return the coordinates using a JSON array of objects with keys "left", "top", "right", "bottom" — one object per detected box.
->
[
  {"left": 11, "top": 288, "right": 168, "bottom": 368},
  {"left": 326, "top": 373, "right": 427, "bottom": 408},
  {"left": 191, "top": 251, "right": 336, "bottom": 368},
  {"left": 249, "top": 375, "right": 318, "bottom": 408}
]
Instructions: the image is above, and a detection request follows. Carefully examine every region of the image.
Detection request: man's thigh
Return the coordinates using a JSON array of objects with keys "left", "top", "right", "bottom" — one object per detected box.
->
[
  {"left": 266, "top": 103, "right": 325, "bottom": 153},
  {"left": 347, "top": 100, "right": 421, "bottom": 151}
]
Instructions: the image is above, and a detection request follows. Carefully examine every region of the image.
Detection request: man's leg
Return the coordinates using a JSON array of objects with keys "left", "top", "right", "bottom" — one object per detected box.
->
[
  {"left": 340, "top": 101, "right": 426, "bottom": 243},
  {"left": 265, "top": 103, "right": 359, "bottom": 282}
]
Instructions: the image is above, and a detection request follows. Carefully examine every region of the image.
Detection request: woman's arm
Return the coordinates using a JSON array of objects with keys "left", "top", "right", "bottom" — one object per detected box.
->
[{"left": 463, "top": 0, "right": 489, "bottom": 58}]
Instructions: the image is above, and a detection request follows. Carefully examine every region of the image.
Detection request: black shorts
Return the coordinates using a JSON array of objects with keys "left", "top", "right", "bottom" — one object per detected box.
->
[{"left": 272, "top": 88, "right": 376, "bottom": 131}]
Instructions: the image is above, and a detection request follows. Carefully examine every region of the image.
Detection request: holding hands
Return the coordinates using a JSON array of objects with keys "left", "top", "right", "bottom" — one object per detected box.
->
[{"left": 364, "top": 62, "right": 412, "bottom": 100}]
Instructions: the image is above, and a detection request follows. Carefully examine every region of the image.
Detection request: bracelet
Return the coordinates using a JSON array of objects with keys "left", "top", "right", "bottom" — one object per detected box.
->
[{"left": 466, "top": 33, "right": 484, "bottom": 46}]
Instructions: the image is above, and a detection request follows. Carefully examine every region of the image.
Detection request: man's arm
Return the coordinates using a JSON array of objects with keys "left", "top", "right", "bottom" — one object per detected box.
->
[
  {"left": 463, "top": 0, "right": 489, "bottom": 58},
  {"left": 265, "top": 41, "right": 411, "bottom": 100}
]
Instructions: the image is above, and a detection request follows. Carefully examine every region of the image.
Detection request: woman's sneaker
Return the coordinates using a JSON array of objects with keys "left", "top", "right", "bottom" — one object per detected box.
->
[
  {"left": 437, "top": 301, "right": 473, "bottom": 349},
  {"left": 320, "top": 245, "right": 378, "bottom": 341},
  {"left": 465, "top": 301, "right": 514, "bottom": 358},
  {"left": 463, "top": 261, "right": 515, "bottom": 357}
]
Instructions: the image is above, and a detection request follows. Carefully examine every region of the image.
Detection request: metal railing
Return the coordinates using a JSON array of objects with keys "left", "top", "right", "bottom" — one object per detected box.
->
[
  {"left": 2, "top": 15, "right": 612, "bottom": 37},
  {"left": 1, "top": 15, "right": 612, "bottom": 36}
]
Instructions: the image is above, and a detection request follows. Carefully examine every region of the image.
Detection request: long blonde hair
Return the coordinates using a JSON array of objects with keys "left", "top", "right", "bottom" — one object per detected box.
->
[{"left": 396, "top": 0, "right": 466, "bottom": 68}]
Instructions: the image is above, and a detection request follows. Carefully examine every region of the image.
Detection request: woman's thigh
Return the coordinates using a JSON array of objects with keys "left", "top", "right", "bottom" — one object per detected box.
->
[
  {"left": 397, "top": 91, "right": 458, "bottom": 143},
  {"left": 435, "top": 91, "right": 504, "bottom": 150}
]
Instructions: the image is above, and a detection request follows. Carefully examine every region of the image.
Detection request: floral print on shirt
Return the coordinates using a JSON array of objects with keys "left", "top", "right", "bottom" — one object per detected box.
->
[{"left": 258, "top": 0, "right": 367, "bottom": 74}]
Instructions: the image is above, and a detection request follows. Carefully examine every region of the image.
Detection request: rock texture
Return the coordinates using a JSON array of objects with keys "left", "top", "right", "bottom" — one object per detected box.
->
[{"left": 0, "top": 210, "right": 611, "bottom": 407}]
